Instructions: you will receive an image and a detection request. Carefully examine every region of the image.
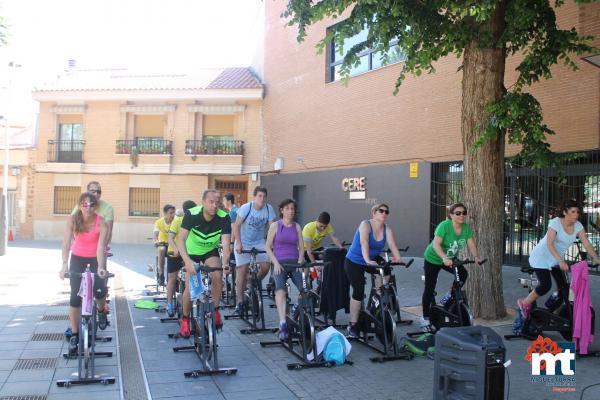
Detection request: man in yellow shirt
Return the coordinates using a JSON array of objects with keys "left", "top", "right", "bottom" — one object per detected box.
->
[
  {"left": 302, "top": 212, "right": 343, "bottom": 262},
  {"left": 153, "top": 204, "right": 176, "bottom": 286},
  {"left": 165, "top": 200, "right": 197, "bottom": 317}
]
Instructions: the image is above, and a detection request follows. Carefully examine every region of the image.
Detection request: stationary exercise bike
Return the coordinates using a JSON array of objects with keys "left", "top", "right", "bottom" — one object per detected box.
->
[
  {"left": 504, "top": 259, "right": 598, "bottom": 351},
  {"left": 225, "top": 248, "right": 278, "bottom": 334},
  {"left": 219, "top": 244, "right": 237, "bottom": 309},
  {"left": 159, "top": 261, "right": 185, "bottom": 323},
  {"left": 57, "top": 267, "right": 116, "bottom": 387},
  {"left": 381, "top": 247, "right": 413, "bottom": 326},
  {"left": 173, "top": 263, "right": 237, "bottom": 377},
  {"left": 146, "top": 240, "right": 168, "bottom": 299},
  {"left": 260, "top": 261, "right": 351, "bottom": 370},
  {"left": 409, "top": 258, "right": 486, "bottom": 336},
  {"left": 351, "top": 258, "right": 415, "bottom": 363}
]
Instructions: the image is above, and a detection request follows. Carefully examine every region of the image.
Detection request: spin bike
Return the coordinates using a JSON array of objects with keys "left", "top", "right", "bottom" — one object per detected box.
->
[
  {"left": 351, "top": 258, "right": 415, "bottom": 363},
  {"left": 57, "top": 267, "right": 116, "bottom": 387},
  {"left": 145, "top": 240, "right": 168, "bottom": 299},
  {"left": 504, "top": 259, "right": 599, "bottom": 354},
  {"left": 160, "top": 256, "right": 185, "bottom": 323},
  {"left": 221, "top": 248, "right": 237, "bottom": 309},
  {"left": 173, "top": 263, "right": 237, "bottom": 377},
  {"left": 261, "top": 261, "right": 351, "bottom": 370},
  {"left": 225, "top": 248, "right": 278, "bottom": 334},
  {"left": 409, "top": 258, "right": 486, "bottom": 336},
  {"left": 381, "top": 247, "right": 413, "bottom": 326}
]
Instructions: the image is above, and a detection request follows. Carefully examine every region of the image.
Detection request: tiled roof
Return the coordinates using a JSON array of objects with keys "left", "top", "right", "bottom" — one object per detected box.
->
[
  {"left": 206, "top": 68, "right": 262, "bottom": 89},
  {"left": 33, "top": 67, "right": 262, "bottom": 92}
]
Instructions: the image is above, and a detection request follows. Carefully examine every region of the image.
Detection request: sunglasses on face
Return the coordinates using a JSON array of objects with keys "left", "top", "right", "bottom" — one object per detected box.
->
[
  {"left": 453, "top": 211, "right": 467, "bottom": 216},
  {"left": 377, "top": 209, "right": 390, "bottom": 215},
  {"left": 89, "top": 189, "right": 101, "bottom": 194},
  {"left": 80, "top": 202, "right": 96, "bottom": 208}
]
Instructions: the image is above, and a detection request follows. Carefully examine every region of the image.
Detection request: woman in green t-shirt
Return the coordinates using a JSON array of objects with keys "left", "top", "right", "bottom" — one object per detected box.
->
[{"left": 421, "top": 203, "right": 482, "bottom": 331}]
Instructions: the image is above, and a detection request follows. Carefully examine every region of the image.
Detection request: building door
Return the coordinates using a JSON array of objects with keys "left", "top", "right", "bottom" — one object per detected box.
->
[
  {"left": 293, "top": 185, "right": 306, "bottom": 225},
  {"left": 215, "top": 180, "right": 248, "bottom": 206}
]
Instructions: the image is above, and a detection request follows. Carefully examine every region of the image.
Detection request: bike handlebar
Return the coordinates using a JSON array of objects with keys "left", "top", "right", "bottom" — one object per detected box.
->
[
  {"left": 281, "top": 260, "right": 329, "bottom": 270},
  {"left": 377, "top": 259, "right": 414, "bottom": 269},
  {"left": 65, "top": 271, "right": 115, "bottom": 279},
  {"left": 194, "top": 263, "right": 223, "bottom": 274},
  {"left": 240, "top": 247, "right": 266, "bottom": 255},
  {"left": 383, "top": 246, "right": 410, "bottom": 253},
  {"left": 453, "top": 258, "right": 487, "bottom": 267}
]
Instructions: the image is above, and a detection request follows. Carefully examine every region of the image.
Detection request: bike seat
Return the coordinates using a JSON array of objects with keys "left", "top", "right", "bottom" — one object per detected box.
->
[{"left": 520, "top": 266, "right": 535, "bottom": 274}]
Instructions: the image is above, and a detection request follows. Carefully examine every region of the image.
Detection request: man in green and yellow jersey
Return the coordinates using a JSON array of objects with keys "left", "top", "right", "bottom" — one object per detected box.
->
[{"left": 178, "top": 190, "right": 231, "bottom": 337}]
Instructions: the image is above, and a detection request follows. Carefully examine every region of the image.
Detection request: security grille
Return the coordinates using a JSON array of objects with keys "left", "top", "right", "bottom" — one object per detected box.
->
[
  {"left": 14, "top": 358, "right": 56, "bottom": 370},
  {"left": 31, "top": 333, "right": 64, "bottom": 341},
  {"left": 41, "top": 314, "right": 69, "bottom": 321}
]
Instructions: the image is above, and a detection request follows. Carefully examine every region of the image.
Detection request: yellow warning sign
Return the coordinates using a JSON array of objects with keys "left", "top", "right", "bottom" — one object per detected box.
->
[{"left": 409, "top": 162, "right": 418, "bottom": 178}]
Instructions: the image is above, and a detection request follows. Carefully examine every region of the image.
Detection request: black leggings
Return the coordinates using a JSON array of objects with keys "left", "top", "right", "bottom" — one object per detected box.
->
[
  {"left": 69, "top": 254, "right": 108, "bottom": 307},
  {"left": 534, "top": 267, "right": 568, "bottom": 297},
  {"left": 422, "top": 260, "right": 468, "bottom": 318},
  {"left": 344, "top": 258, "right": 391, "bottom": 302}
]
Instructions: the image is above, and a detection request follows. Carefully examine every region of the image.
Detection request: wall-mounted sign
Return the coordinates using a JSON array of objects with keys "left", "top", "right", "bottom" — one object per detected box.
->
[
  {"left": 342, "top": 177, "right": 366, "bottom": 192},
  {"left": 409, "top": 162, "right": 418, "bottom": 178}
]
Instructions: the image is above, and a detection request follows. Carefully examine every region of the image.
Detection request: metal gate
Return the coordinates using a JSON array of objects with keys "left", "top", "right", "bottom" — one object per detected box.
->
[{"left": 431, "top": 150, "right": 600, "bottom": 267}]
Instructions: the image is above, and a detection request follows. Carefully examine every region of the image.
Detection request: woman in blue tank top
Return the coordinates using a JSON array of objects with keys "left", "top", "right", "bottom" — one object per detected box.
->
[{"left": 344, "top": 203, "right": 405, "bottom": 338}]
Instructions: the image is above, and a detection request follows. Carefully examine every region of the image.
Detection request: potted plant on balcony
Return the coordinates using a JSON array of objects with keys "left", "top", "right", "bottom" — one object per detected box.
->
[
  {"left": 116, "top": 142, "right": 129, "bottom": 154},
  {"left": 130, "top": 145, "right": 139, "bottom": 168}
]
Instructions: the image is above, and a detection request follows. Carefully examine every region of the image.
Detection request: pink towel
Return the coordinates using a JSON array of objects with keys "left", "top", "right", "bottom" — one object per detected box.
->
[
  {"left": 571, "top": 261, "right": 593, "bottom": 354},
  {"left": 78, "top": 271, "right": 95, "bottom": 316}
]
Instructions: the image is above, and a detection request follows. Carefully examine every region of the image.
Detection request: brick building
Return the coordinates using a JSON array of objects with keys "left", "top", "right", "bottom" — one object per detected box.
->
[
  {"left": 258, "top": 0, "right": 600, "bottom": 260},
  {"left": 30, "top": 68, "right": 263, "bottom": 243}
]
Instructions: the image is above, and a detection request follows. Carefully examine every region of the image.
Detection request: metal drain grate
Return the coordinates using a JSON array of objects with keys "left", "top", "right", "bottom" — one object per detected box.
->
[
  {"left": 31, "top": 333, "right": 64, "bottom": 341},
  {"left": 41, "top": 314, "right": 69, "bottom": 321},
  {"left": 14, "top": 358, "right": 56, "bottom": 370},
  {"left": 0, "top": 396, "right": 48, "bottom": 400}
]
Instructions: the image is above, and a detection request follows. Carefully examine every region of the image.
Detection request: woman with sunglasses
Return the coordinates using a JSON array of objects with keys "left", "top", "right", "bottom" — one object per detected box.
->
[
  {"left": 60, "top": 192, "right": 109, "bottom": 357},
  {"left": 344, "top": 203, "right": 404, "bottom": 338},
  {"left": 421, "top": 202, "right": 482, "bottom": 331},
  {"left": 517, "top": 199, "right": 600, "bottom": 319}
]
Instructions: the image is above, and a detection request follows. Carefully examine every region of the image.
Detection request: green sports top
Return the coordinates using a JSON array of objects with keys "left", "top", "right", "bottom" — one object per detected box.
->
[{"left": 181, "top": 206, "right": 231, "bottom": 255}]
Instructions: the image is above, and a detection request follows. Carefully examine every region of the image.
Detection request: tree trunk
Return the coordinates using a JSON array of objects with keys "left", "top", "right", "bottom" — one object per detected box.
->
[{"left": 461, "top": 3, "right": 507, "bottom": 319}]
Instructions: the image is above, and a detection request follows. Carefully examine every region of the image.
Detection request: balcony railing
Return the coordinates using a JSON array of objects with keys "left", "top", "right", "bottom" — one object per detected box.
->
[
  {"left": 185, "top": 139, "right": 244, "bottom": 155},
  {"left": 48, "top": 140, "right": 85, "bottom": 163},
  {"left": 116, "top": 138, "right": 173, "bottom": 155}
]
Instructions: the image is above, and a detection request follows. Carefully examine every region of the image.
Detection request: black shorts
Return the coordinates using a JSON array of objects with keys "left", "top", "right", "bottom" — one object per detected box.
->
[
  {"left": 167, "top": 256, "right": 184, "bottom": 273},
  {"left": 189, "top": 248, "right": 221, "bottom": 265},
  {"left": 69, "top": 254, "right": 108, "bottom": 307}
]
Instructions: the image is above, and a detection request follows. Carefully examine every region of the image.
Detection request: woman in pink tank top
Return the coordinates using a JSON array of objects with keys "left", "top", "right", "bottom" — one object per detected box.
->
[{"left": 59, "top": 192, "right": 109, "bottom": 356}]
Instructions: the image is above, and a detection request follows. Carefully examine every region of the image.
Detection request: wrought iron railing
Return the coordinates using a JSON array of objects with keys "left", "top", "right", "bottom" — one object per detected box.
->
[
  {"left": 184, "top": 139, "right": 244, "bottom": 155},
  {"left": 115, "top": 138, "right": 172, "bottom": 155},
  {"left": 47, "top": 140, "right": 85, "bottom": 163}
]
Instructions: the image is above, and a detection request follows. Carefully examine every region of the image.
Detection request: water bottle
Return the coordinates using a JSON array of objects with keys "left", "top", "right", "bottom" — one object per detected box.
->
[{"left": 440, "top": 291, "right": 452, "bottom": 307}]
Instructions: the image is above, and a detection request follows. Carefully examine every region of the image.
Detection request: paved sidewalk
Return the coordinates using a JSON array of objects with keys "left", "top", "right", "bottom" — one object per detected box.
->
[{"left": 2, "top": 240, "right": 600, "bottom": 400}]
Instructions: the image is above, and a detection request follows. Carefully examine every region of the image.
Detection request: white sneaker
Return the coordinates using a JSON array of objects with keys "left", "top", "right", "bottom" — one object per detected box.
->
[{"left": 420, "top": 317, "right": 432, "bottom": 332}]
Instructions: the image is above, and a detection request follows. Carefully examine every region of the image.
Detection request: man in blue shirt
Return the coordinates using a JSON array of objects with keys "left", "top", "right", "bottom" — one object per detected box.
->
[{"left": 232, "top": 186, "right": 276, "bottom": 315}]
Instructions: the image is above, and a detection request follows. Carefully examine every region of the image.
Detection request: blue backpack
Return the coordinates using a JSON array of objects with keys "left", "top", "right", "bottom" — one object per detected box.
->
[{"left": 323, "top": 333, "right": 346, "bottom": 366}]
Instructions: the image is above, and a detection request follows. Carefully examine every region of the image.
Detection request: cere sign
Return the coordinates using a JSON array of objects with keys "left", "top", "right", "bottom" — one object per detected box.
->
[{"left": 342, "top": 177, "right": 366, "bottom": 200}]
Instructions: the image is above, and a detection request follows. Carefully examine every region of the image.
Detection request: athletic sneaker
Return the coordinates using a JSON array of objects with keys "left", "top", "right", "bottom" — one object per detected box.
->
[
  {"left": 420, "top": 317, "right": 432, "bottom": 333},
  {"left": 346, "top": 323, "right": 359, "bottom": 339},
  {"left": 278, "top": 321, "right": 289, "bottom": 341},
  {"left": 167, "top": 302, "right": 175, "bottom": 318},
  {"left": 517, "top": 298, "right": 532, "bottom": 319},
  {"left": 214, "top": 309, "right": 223, "bottom": 331},
  {"left": 233, "top": 302, "right": 243, "bottom": 317},
  {"left": 97, "top": 305, "right": 109, "bottom": 330},
  {"left": 68, "top": 335, "right": 79, "bottom": 357},
  {"left": 180, "top": 316, "right": 191, "bottom": 338},
  {"left": 64, "top": 327, "right": 72, "bottom": 340}
]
